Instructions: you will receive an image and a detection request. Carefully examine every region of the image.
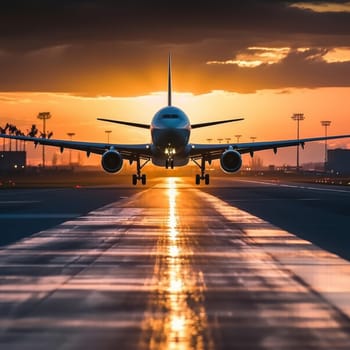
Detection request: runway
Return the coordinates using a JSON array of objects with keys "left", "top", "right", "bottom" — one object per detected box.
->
[{"left": 0, "top": 177, "right": 350, "bottom": 349}]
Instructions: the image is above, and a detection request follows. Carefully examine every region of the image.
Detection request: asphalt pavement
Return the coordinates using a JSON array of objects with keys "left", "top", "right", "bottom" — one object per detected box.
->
[{"left": 0, "top": 176, "right": 350, "bottom": 349}]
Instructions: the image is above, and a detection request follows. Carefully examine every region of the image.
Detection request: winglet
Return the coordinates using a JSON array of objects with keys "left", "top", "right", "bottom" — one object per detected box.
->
[{"left": 168, "top": 53, "right": 172, "bottom": 106}]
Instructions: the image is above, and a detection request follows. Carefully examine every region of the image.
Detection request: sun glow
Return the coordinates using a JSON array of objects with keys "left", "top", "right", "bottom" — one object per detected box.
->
[
  {"left": 291, "top": 2, "right": 350, "bottom": 13},
  {"left": 207, "top": 47, "right": 290, "bottom": 68},
  {"left": 323, "top": 48, "right": 350, "bottom": 63}
]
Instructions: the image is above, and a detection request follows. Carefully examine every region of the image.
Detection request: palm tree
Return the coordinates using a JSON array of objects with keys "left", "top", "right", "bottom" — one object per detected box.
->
[
  {"left": 0, "top": 125, "right": 7, "bottom": 151},
  {"left": 27, "top": 124, "right": 38, "bottom": 137},
  {"left": 8, "top": 124, "right": 18, "bottom": 151},
  {"left": 14, "top": 128, "right": 22, "bottom": 151},
  {"left": 20, "top": 131, "right": 26, "bottom": 151}
]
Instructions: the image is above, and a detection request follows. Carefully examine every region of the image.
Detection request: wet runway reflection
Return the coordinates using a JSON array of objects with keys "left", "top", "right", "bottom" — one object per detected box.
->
[
  {"left": 141, "top": 178, "right": 213, "bottom": 350},
  {"left": 1, "top": 177, "right": 350, "bottom": 349}
]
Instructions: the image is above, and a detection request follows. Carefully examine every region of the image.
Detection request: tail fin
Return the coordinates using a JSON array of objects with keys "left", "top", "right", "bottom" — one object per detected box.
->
[{"left": 168, "top": 53, "right": 172, "bottom": 106}]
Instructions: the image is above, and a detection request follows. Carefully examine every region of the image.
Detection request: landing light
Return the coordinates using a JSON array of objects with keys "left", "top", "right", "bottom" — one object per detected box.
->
[{"left": 165, "top": 147, "right": 176, "bottom": 155}]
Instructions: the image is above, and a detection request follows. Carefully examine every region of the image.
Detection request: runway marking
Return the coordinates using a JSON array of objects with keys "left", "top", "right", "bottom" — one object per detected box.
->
[
  {"left": 196, "top": 190, "right": 350, "bottom": 321},
  {"left": 0, "top": 200, "right": 41, "bottom": 204},
  {"left": 238, "top": 179, "right": 350, "bottom": 194},
  {"left": 0, "top": 213, "right": 80, "bottom": 219},
  {"left": 226, "top": 198, "right": 320, "bottom": 202}
]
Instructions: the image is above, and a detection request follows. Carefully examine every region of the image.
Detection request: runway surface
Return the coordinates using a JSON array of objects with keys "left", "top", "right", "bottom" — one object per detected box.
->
[{"left": 0, "top": 177, "right": 350, "bottom": 349}]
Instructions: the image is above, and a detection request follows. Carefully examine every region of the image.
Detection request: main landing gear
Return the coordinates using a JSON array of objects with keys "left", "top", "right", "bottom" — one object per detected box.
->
[
  {"left": 192, "top": 157, "right": 210, "bottom": 185},
  {"left": 131, "top": 157, "right": 150, "bottom": 185}
]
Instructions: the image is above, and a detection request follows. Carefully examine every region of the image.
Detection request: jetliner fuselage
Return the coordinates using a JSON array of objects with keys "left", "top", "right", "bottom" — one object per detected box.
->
[{"left": 150, "top": 106, "right": 191, "bottom": 166}]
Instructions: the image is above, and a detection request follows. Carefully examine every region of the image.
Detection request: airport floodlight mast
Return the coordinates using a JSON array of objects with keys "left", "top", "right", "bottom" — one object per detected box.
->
[
  {"left": 206, "top": 138, "right": 213, "bottom": 143},
  {"left": 235, "top": 134, "right": 242, "bottom": 143},
  {"left": 321, "top": 120, "right": 332, "bottom": 169},
  {"left": 105, "top": 130, "right": 112, "bottom": 144},
  {"left": 250, "top": 136, "right": 257, "bottom": 142},
  {"left": 37, "top": 112, "right": 51, "bottom": 168},
  {"left": 67, "top": 132, "right": 76, "bottom": 165},
  {"left": 291, "top": 113, "right": 305, "bottom": 172},
  {"left": 225, "top": 137, "right": 231, "bottom": 144}
]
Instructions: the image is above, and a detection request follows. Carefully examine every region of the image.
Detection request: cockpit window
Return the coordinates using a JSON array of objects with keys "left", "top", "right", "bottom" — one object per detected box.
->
[{"left": 162, "top": 114, "right": 179, "bottom": 119}]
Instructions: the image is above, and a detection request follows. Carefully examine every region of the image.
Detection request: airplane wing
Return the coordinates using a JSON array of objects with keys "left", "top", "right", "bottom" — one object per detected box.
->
[
  {"left": 97, "top": 118, "right": 150, "bottom": 129},
  {"left": 97, "top": 117, "right": 244, "bottom": 129},
  {"left": 189, "top": 134, "right": 350, "bottom": 159},
  {"left": 191, "top": 118, "right": 244, "bottom": 129},
  {"left": 0, "top": 134, "right": 152, "bottom": 160}
]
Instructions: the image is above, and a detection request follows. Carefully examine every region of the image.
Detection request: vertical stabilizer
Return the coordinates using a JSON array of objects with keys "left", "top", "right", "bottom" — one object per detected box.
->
[{"left": 168, "top": 53, "right": 172, "bottom": 106}]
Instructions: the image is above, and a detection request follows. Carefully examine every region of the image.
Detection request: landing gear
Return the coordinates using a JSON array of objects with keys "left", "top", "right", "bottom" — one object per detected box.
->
[
  {"left": 165, "top": 159, "right": 174, "bottom": 169},
  {"left": 192, "top": 157, "right": 210, "bottom": 185},
  {"left": 131, "top": 157, "right": 150, "bottom": 185}
]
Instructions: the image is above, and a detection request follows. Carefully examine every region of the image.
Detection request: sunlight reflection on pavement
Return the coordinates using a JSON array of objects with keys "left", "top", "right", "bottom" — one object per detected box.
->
[{"left": 140, "top": 178, "right": 214, "bottom": 350}]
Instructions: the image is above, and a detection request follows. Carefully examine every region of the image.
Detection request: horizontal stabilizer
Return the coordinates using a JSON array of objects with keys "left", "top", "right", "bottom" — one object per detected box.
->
[
  {"left": 191, "top": 118, "right": 244, "bottom": 129},
  {"left": 97, "top": 118, "right": 150, "bottom": 129}
]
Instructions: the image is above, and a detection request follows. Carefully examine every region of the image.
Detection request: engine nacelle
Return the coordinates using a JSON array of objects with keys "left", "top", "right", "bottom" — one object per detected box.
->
[
  {"left": 220, "top": 149, "right": 242, "bottom": 173},
  {"left": 101, "top": 150, "right": 123, "bottom": 173}
]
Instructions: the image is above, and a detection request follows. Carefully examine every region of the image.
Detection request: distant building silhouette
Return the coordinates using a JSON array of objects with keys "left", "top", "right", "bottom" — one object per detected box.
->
[{"left": 327, "top": 149, "right": 350, "bottom": 175}]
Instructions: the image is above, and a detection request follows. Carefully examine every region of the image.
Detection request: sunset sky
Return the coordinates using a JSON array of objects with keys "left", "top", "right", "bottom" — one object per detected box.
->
[{"left": 1, "top": 0, "right": 350, "bottom": 166}]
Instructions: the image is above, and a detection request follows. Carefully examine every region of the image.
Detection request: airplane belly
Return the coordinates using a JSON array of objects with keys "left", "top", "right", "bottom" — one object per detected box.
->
[{"left": 152, "top": 156, "right": 189, "bottom": 167}]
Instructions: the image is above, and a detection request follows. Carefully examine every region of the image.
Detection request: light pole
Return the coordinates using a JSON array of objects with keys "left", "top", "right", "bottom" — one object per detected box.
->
[
  {"left": 250, "top": 136, "right": 257, "bottom": 142},
  {"left": 67, "top": 132, "right": 75, "bottom": 165},
  {"left": 225, "top": 137, "right": 231, "bottom": 144},
  {"left": 321, "top": 120, "right": 331, "bottom": 171},
  {"left": 291, "top": 113, "right": 305, "bottom": 172},
  {"left": 217, "top": 138, "right": 223, "bottom": 144},
  {"left": 206, "top": 138, "right": 213, "bottom": 143},
  {"left": 105, "top": 130, "right": 112, "bottom": 144},
  {"left": 235, "top": 134, "right": 242, "bottom": 143},
  {"left": 37, "top": 112, "right": 51, "bottom": 168}
]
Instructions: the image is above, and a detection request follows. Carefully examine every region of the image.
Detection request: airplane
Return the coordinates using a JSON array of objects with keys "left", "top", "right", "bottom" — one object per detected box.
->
[{"left": 1, "top": 55, "right": 350, "bottom": 185}]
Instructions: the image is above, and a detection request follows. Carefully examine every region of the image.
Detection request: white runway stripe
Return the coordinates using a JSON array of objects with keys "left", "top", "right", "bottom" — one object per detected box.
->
[{"left": 197, "top": 189, "right": 350, "bottom": 320}]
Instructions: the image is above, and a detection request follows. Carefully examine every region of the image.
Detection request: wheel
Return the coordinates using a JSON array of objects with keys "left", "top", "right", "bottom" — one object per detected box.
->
[
  {"left": 165, "top": 160, "right": 169, "bottom": 169},
  {"left": 132, "top": 174, "right": 137, "bottom": 185},
  {"left": 141, "top": 174, "right": 146, "bottom": 185},
  {"left": 195, "top": 174, "right": 201, "bottom": 185},
  {"left": 170, "top": 160, "right": 174, "bottom": 169},
  {"left": 205, "top": 173, "right": 210, "bottom": 185}
]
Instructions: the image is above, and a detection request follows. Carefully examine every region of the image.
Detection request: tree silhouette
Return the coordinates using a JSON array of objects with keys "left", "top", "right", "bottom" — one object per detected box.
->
[
  {"left": 27, "top": 124, "right": 38, "bottom": 137},
  {"left": 7, "top": 124, "right": 18, "bottom": 151},
  {"left": 15, "top": 128, "right": 22, "bottom": 151},
  {"left": 0, "top": 125, "right": 7, "bottom": 151}
]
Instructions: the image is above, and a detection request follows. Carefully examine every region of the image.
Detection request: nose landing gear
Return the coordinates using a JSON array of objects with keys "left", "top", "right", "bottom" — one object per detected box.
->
[{"left": 165, "top": 158, "right": 174, "bottom": 169}]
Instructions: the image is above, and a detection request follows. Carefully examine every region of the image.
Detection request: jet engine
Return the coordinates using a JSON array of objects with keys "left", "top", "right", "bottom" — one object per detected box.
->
[
  {"left": 220, "top": 149, "right": 242, "bottom": 173},
  {"left": 101, "top": 150, "right": 123, "bottom": 173}
]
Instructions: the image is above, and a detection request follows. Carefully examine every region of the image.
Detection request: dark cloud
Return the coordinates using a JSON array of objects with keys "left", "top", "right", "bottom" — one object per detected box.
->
[{"left": 0, "top": 0, "right": 350, "bottom": 94}]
